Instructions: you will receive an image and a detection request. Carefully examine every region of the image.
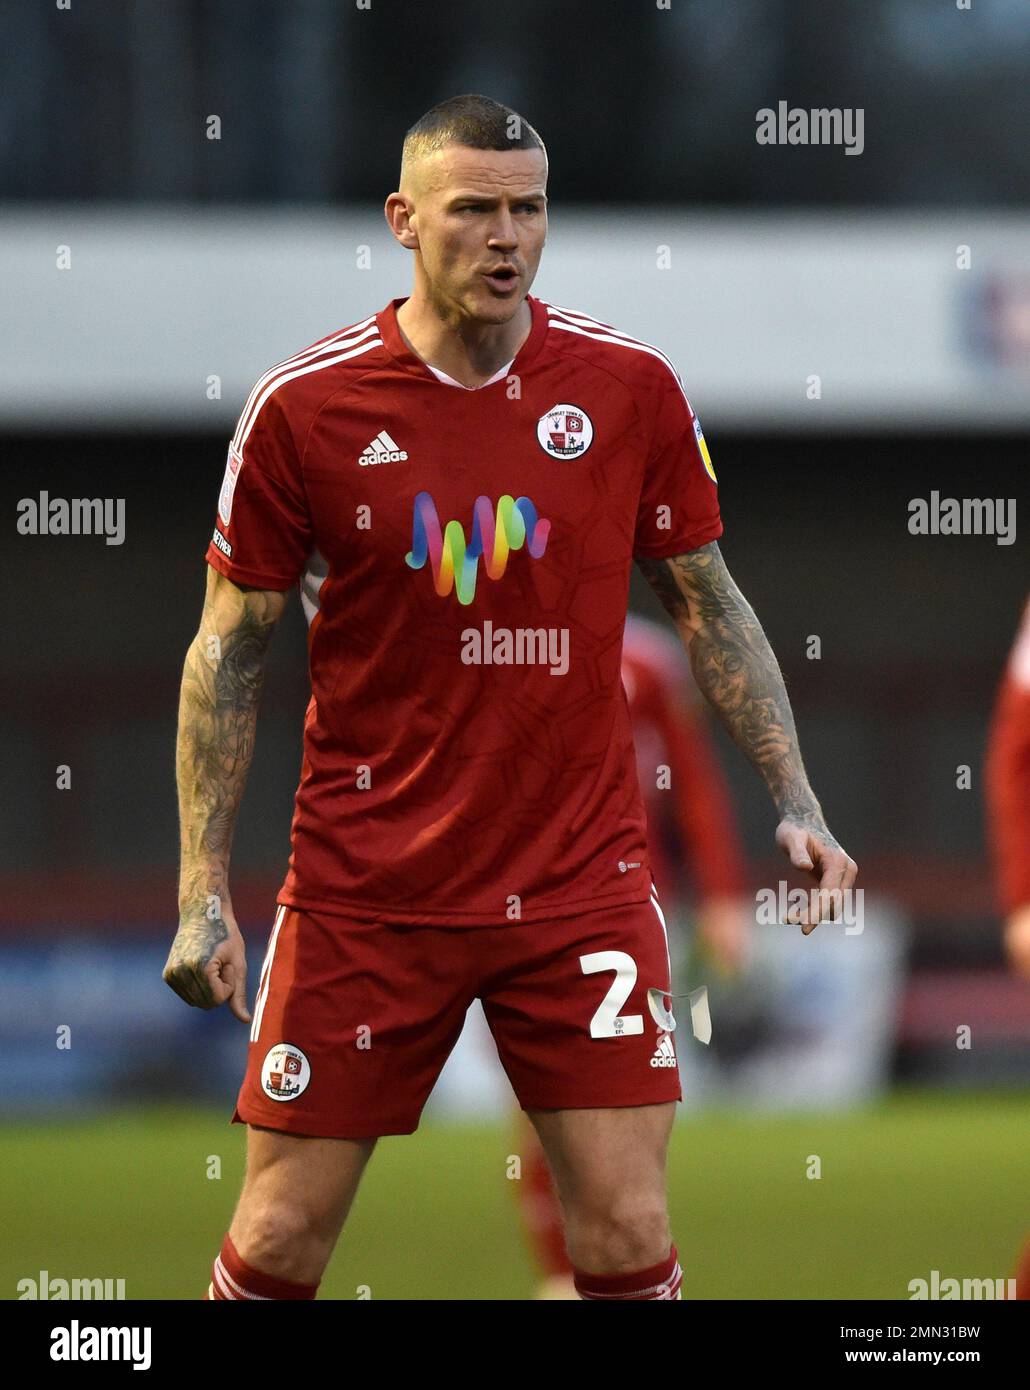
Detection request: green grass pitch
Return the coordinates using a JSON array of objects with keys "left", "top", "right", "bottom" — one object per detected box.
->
[{"left": 3, "top": 1090, "right": 1026, "bottom": 1300}]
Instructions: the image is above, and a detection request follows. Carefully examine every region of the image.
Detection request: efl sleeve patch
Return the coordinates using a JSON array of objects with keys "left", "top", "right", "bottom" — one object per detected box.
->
[
  {"left": 693, "top": 414, "right": 717, "bottom": 483},
  {"left": 633, "top": 361, "right": 723, "bottom": 558},
  {"left": 218, "top": 443, "right": 244, "bottom": 526}
]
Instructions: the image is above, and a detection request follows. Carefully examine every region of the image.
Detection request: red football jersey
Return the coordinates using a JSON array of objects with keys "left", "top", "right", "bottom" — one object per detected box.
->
[{"left": 205, "top": 295, "right": 723, "bottom": 925}]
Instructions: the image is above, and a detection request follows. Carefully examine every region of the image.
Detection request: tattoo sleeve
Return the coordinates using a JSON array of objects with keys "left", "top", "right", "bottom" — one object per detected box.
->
[
  {"left": 170, "top": 579, "right": 282, "bottom": 1000},
  {"left": 636, "top": 542, "right": 833, "bottom": 839}
]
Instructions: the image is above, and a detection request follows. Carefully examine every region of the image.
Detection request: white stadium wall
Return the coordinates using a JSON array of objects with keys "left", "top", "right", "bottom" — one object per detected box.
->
[{"left": 2, "top": 207, "right": 1029, "bottom": 430}]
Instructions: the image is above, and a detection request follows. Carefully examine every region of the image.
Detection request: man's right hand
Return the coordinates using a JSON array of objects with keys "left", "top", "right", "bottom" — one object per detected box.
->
[{"left": 163, "top": 905, "right": 251, "bottom": 1024}]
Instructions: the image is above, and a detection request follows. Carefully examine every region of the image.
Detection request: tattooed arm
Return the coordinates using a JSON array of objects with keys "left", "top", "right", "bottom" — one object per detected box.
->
[
  {"left": 636, "top": 542, "right": 857, "bottom": 931},
  {"left": 163, "top": 566, "right": 288, "bottom": 1018}
]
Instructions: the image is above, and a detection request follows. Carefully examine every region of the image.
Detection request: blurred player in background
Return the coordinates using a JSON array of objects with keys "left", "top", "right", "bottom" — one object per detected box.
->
[
  {"left": 985, "top": 594, "right": 1030, "bottom": 1300},
  {"left": 986, "top": 595, "right": 1030, "bottom": 981},
  {"left": 163, "top": 93, "right": 857, "bottom": 1303},
  {"left": 620, "top": 613, "right": 750, "bottom": 979},
  {"left": 520, "top": 612, "right": 752, "bottom": 1297}
]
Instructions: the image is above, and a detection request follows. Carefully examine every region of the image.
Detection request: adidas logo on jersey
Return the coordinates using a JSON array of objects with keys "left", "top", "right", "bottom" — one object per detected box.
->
[
  {"left": 650, "top": 1031, "right": 677, "bottom": 1068},
  {"left": 359, "top": 430, "right": 408, "bottom": 465}
]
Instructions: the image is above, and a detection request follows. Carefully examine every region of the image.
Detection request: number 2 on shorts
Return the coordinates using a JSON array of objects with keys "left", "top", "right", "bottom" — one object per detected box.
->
[{"left": 579, "top": 950, "right": 644, "bottom": 1037}]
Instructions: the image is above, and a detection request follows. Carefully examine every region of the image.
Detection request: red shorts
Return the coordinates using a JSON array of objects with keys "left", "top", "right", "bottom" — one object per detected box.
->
[{"left": 234, "top": 896, "right": 682, "bottom": 1139}]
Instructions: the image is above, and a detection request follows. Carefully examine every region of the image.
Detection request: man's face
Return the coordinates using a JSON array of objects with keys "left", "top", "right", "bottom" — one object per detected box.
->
[{"left": 401, "top": 144, "right": 548, "bottom": 324}]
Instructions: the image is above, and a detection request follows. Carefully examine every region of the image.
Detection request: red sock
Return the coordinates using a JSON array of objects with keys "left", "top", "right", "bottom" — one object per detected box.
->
[
  {"left": 574, "top": 1245, "right": 682, "bottom": 1300},
  {"left": 1013, "top": 1234, "right": 1030, "bottom": 1299},
  {"left": 205, "top": 1232, "right": 318, "bottom": 1301}
]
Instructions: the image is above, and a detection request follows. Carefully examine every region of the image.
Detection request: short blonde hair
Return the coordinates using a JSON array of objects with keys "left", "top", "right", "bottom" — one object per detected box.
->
[{"left": 400, "top": 94, "right": 546, "bottom": 189}]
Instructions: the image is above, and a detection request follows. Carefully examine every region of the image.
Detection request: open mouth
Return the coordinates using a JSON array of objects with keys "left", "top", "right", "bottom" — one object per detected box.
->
[{"left": 483, "top": 266, "right": 519, "bottom": 292}]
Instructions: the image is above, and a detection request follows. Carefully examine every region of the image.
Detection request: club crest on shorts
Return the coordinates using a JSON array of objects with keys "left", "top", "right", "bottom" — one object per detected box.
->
[
  {"left": 536, "top": 403, "right": 594, "bottom": 459},
  {"left": 261, "top": 1043, "right": 310, "bottom": 1101}
]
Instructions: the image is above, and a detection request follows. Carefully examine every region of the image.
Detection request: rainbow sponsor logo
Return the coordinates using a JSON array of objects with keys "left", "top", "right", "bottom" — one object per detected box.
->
[{"left": 405, "top": 491, "right": 550, "bottom": 605}]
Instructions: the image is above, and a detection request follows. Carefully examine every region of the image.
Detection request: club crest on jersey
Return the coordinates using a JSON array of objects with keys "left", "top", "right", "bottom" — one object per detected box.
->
[
  {"left": 536, "top": 403, "right": 594, "bottom": 460},
  {"left": 261, "top": 1043, "right": 310, "bottom": 1102},
  {"left": 218, "top": 443, "right": 244, "bottom": 525}
]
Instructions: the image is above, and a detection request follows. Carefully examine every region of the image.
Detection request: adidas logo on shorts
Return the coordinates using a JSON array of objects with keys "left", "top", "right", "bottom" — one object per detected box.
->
[
  {"left": 650, "top": 1031, "right": 677, "bottom": 1068},
  {"left": 359, "top": 430, "right": 408, "bottom": 465}
]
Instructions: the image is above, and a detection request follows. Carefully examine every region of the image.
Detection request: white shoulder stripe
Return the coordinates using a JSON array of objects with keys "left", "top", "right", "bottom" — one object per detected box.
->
[
  {"left": 235, "top": 315, "right": 377, "bottom": 440},
  {"left": 544, "top": 302, "right": 681, "bottom": 382},
  {"left": 545, "top": 302, "right": 619, "bottom": 335},
  {"left": 235, "top": 336, "right": 383, "bottom": 453},
  {"left": 547, "top": 319, "right": 690, "bottom": 406},
  {"left": 232, "top": 316, "right": 379, "bottom": 452}
]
